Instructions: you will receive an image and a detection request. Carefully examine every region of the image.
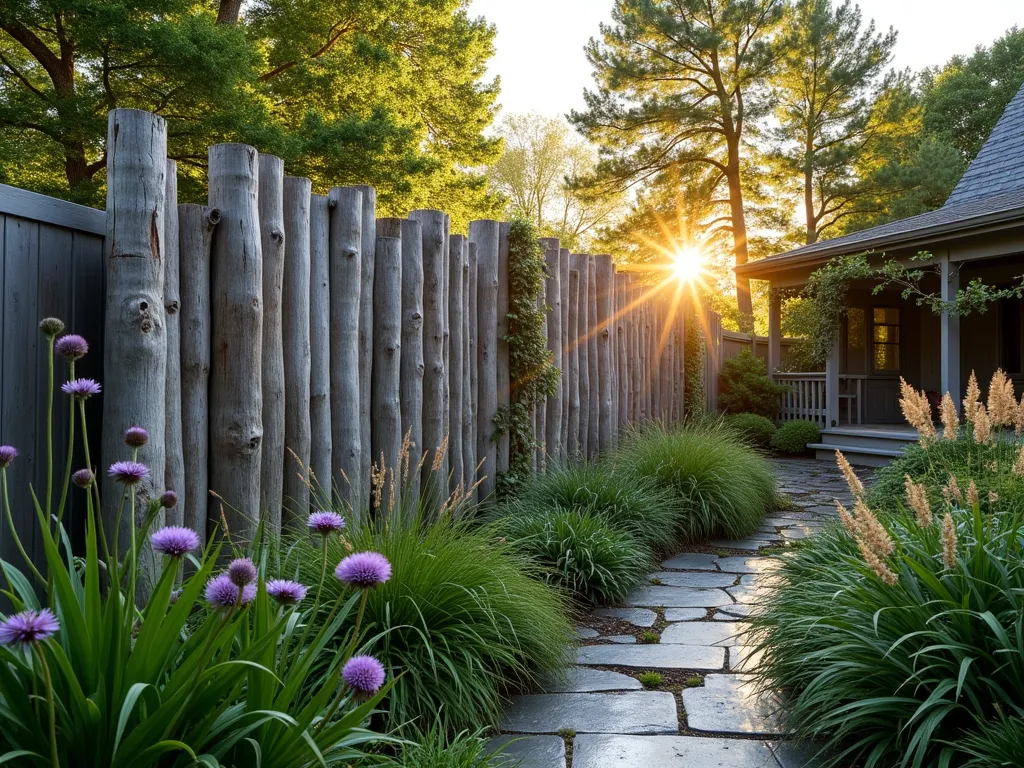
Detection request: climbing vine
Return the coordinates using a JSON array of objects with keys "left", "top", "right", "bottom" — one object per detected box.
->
[
  {"left": 803, "top": 254, "right": 872, "bottom": 367},
  {"left": 495, "top": 217, "right": 560, "bottom": 497},
  {"left": 683, "top": 301, "right": 706, "bottom": 418}
]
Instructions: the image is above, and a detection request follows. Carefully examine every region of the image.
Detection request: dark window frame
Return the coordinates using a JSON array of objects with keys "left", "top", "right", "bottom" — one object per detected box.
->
[{"left": 872, "top": 306, "right": 900, "bottom": 374}]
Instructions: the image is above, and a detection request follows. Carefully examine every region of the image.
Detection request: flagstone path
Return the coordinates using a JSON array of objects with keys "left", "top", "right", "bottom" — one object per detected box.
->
[{"left": 490, "top": 457, "right": 870, "bottom": 768}]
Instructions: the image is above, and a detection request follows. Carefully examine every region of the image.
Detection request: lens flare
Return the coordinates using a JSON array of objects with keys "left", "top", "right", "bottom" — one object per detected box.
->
[{"left": 672, "top": 247, "right": 705, "bottom": 283}]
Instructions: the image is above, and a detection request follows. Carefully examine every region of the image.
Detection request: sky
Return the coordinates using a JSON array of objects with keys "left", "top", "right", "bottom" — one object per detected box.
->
[{"left": 468, "top": 0, "right": 1023, "bottom": 119}]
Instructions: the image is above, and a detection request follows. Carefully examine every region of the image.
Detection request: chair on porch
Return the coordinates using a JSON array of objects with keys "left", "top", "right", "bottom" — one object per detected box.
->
[{"left": 838, "top": 376, "right": 862, "bottom": 425}]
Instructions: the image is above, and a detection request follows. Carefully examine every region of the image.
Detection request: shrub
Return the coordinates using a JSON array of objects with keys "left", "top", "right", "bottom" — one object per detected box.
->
[
  {"left": 496, "top": 506, "right": 653, "bottom": 604},
  {"left": 614, "top": 423, "right": 778, "bottom": 542},
  {"left": 770, "top": 419, "right": 820, "bottom": 453},
  {"left": 512, "top": 464, "right": 678, "bottom": 550},
  {"left": 717, "top": 350, "right": 789, "bottom": 419},
  {"left": 725, "top": 412, "right": 777, "bottom": 450},
  {"left": 291, "top": 511, "right": 572, "bottom": 735}
]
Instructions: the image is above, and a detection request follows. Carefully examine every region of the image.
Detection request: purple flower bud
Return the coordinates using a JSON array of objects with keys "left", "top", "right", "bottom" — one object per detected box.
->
[
  {"left": 124, "top": 426, "right": 149, "bottom": 448},
  {"left": 0, "top": 608, "right": 60, "bottom": 646},
  {"left": 39, "top": 317, "right": 65, "bottom": 337},
  {"left": 228, "top": 557, "right": 257, "bottom": 587},
  {"left": 62, "top": 378, "right": 102, "bottom": 399},
  {"left": 54, "top": 334, "right": 88, "bottom": 361},
  {"left": 307, "top": 510, "right": 345, "bottom": 535},
  {"left": 160, "top": 490, "right": 178, "bottom": 508},
  {"left": 342, "top": 655, "right": 386, "bottom": 695},
  {"left": 266, "top": 579, "right": 307, "bottom": 606},
  {"left": 334, "top": 552, "right": 392, "bottom": 589},
  {"left": 107, "top": 460, "right": 149, "bottom": 485},
  {"left": 150, "top": 526, "right": 200, "bottom": 558},
  {"left": 72, "top": 468, "right": 94, "bottom": 488},
  {"left": 0, "top": 445, "right": 18, "bottom": 469},
  {"left": 205, "top": 573, "right": 256, "bottom": 608}
]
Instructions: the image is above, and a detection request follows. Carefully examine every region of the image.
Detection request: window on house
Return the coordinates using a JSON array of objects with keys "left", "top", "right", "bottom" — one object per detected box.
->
[
  {"left": 872, "top": 307, "right": 900, "bottom": 373},
  {"left": 846, "top": 307, "right": 866, "bottom": 375}
]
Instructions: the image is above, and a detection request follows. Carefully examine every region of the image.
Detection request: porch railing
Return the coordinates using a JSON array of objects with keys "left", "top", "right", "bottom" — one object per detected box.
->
[{"left": 773, "top": 373, "right": 865, "bottom": 428}]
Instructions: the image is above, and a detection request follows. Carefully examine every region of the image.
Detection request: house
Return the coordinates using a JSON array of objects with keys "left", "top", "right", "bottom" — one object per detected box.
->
[{"left": 738, "top": 83, "right": 1024, "bottom": 464}]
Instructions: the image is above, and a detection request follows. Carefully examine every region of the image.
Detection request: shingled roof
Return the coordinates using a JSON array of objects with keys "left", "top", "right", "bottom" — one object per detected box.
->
[{"left": 738, "top": 82, "right": 1024, "bottom": 277}]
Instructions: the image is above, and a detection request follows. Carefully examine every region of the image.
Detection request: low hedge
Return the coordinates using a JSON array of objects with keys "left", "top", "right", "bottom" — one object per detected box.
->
[
  {"left": 770, "top": 419, "right": 820, "bottom": 454},
  {"left": 725, "top": 413, "right": 777, "bottom": 450}
]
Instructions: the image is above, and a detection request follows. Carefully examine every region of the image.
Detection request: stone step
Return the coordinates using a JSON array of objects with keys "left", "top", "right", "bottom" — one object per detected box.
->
[
  {"left": 501, "top": 691, "right": 679, "bottom": 735},
  {"left": 571, "top": 735, "right": 778, "bottom": 768}
]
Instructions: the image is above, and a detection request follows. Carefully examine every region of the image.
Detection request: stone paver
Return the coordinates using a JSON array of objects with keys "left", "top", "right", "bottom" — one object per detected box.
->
[
  {"left": 592, "top": 607, "right": 657, "bottom": 627},
  {"left": 662, "top": 553, "right": 718, "bottom": 570},
  {"left": 713, "top": 605, "right": 758, "bottom": 620},
  {"left": 664, "top": 607, "right": 707, "bottom": 622},
  {"left": 625, "top": 586, "right": 733, "bottom": 608},
  {"left": 501, "top": 692, "right": 679, "bottom": 734},
  {"left": 709, "top": 537, "right": 777, "bottom": 551},
  {"left": 770, "top": 740, "right": 827, "bottom": 768},
  {"left": 572, "top": 735, "right": 778, "bottom": 767},
  {"left": 605, "top": 634, "right": 637, "bottom": 644},
  {"left": 660, "top": 621, "right": 744, "bottom": 647},
  {"left": 649, "top": 571, "right": 737, "bottom": 588},
  {"left": 577, "top": 643, "right": 725, "bottom": 670},
  {"left": 487, "top": 735, "right": 565, "bottom": 768},
  {"left": 682, "top": 674, "right": 784, "bottom": 736},
  {"left": 715, "top": 556, "right": 780, "bottom": 574},
  {"left": 576, "top": 627, "right": 599, "bottom": 639},
  {"left": 540, "top": 666, "right": 643, "bottom": 693}
]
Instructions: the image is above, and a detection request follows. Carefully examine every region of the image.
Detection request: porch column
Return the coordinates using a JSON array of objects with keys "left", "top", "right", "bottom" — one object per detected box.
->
[
  {"left": 767, "top": 284, "right": 782, "bottom": 375},
  {"left": 940, "top": 253, "right": 961, "bottom": 403},
  {"left": 825, "top": 331, "right": 841, "bottom": 428}
]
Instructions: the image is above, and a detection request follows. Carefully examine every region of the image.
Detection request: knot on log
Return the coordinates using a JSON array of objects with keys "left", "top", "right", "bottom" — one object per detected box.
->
[
  {"left": 416, "top": 364, "right": 425, "bottom": 375},
  {"left": 343, "top": 249, "right": 357, "bottom": 259},
  {"left": 136, "top": 299, "right": 159, "bottom": 333},
  {"left": 270, "top": 227, "right": 284, "bottom": 244},
  {"left": 602, "top": 329, "right": 610, "bottom": 338},
  {"left": 166, "top": 300, "right": 180, "bottom": 315}
]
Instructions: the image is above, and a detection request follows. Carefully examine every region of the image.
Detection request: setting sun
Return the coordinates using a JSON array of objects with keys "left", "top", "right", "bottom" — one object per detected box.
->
[{"left": 671, "top": 247, "right": 705, "bottom": 283}]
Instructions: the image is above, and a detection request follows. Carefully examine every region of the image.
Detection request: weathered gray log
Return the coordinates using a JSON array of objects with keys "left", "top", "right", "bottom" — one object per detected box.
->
[
  {"left": 570, "top": 254, "right": 590, "bottom": 458},
  {"left": 354, "top": 185, "right": 376, "bottom": 513},
  {"left": 163, "top": 160, "right": 183, "bottom": 527},
  {"left": 595, "top": 255, "right": 614, "bottom": 454},
  {"left": 328, "top": 187, "right": 363, "bottom": 511},
  {"left": 629, "top": 281, "right": 642, "bottom": 424},
  {"left": 441, "top": 214, "right": 451, "bottom": 487},
  {"left": 179, "top": 203, "right": 219, "bottom": 547},
  {"left": 660, "top": 303, "right": 675, "bottom": 425},
  {"left": 496, "top": 223, "right": 511, "bottom": 475},
  {"left": 586, "top": 257, "right": 600, "bottom": 460},
  {"left": 448, "top": 234, "right": 466, "bottom": 492},
  {"left": 282, "top": 176, "right": 312, "bottom": 524},
  {"left": 372, "top": 218, "right": 403, "bottom": 499},
  {"left": 308, "top": 195, "right": 331, "bottom": 502},
  {"left": 471, "top": 220, "right": 500, "bottom": 499},
  {"left": 616, "top": 273, "right": 630, "bottom": 432},
  {"left": 535, "top": 289, "right": 548, "bottom": 472},
  {"left": 558, "top": 248, "right": 570, "bottom": 463},
  {"left": 541, "top": 238, "right": 562, "bottom": 467},
  {"left": 566, "top": 269, "right": 581, "bottom": 462},
  {"left": 651, "top": 296, "right": 662, "bottom": 421},
  {"left": 103, "top": 110, "right": 168, "bottom": 550},
  {"left": 258, "top": 154, "right": 286, "bottom": 536},
  {"left": 400, "top": 218, "right": 424, "bottom": 514},
  {"left": 409, "top": 211, "right": 447, "bottom": 496},
  {"left": 640, "top": 292, "right": 651, "bottom": 421},
  {"left": 208, "top": 141, "right": 262, "bottom": 543},
  {"left": 464, "top": 243, "right": 478, "bottom": 500}
]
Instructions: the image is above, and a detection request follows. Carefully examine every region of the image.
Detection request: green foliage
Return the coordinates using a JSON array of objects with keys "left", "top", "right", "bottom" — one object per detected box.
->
[
  {"left": 753, "top": 499, "right": 1024, "bottom": 768},
  {"left": 637, "top": 631, "right": 660, "bottom": 644},
  {"left": 495, "top": 507, "right": 653, "bottom": 605},
  {"left": 717, "top": 350, "right": 789, "bottom": 419},
  {"left": 637, "top": 671, "right": 663, "bottom": 687},
  {"left": 290, "top": 511, "right": 572, "bottom": 735},
  {"left": 770, "top": 420, "right": 821, "bottom": 454},
  {"left": 960, "top": 716, "right": 1024, "bottom": 768},
  {"left": 683, "top": 301, "right": 707, "bottom": 417},
  {"left": 512, "top": 464, "right": 679, "bottom": 551},
  {"left": 363, "top": 725, "right": 513, "bottom": 768},
  {"left": 614, "top": 423, "right": 778, "bottom": 542},
  {"left": 496, "top": 217, "right": 560, "bottom": 497},
  {"left": 725, "top": 413, "right": 777, "bottom": 450},
  {"left": 803, "top": 254, "right": 872, "bottom": 367}
]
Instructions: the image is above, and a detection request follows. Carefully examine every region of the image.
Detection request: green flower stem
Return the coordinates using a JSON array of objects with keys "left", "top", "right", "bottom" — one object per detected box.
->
[
  {"left": 76, "top": 399, "right": 106, "bottom": 561},
  {"left": 56, "top": 360, "right": 76, "bottom": 523},
  {"left": 1, "top": 469, "right": 44, "bottom": 584},
  {"left": 45, "top": 336, "right": 54, "bottom": 528},
  {"left": 35, "top": 644, "right": 60, "bottom": 768},
  {"left": 292, "top": 535, "right": 330, "bottom": 665}
]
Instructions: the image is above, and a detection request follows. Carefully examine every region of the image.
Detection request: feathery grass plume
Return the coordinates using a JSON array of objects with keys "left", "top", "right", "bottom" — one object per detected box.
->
[
  {"left": 904, "top": 475, "right": 933, "bottom": 528},
  {"left": 430, "top": 434, "right": 449, "bottom": 473},
  {"left": 946, "top": 475, "right": 963, "bottom": 504},
  {"left": 1015, "top": 395, "right": 1024, "bottom": 436},
  {"left": 853, "top": 498, "right": 894, "bottom": 556},
  {"left": 987, "top": 369, "right": 1017, "bottom": 425},
  {"left": 940, "top": 393, "right": 959, "bottom": 439},
  {"left": 941, "top": 512, "right": 958, "bottom": 569},
  {"left": 989, "top": 490, "right": 999, "bottom": 504},
  {"left": 835, "top": 451, "right": 864, "bottom": 497},
  {"left": 899, "top": 378, "right": 935, "bottom": 440},
  {"left": 370, "top": 457, "right": 385, "bottom": 511},
  {"left": 973, "top": 404, "right": 992, "bottom": 443},
  {"left": 836, "top": 501, "right": 859, "bottom": 536},
  {"left": 963, "top": 371, "right": 981, "bottom": 423},
  {"left": 399, "top": 428, "right": 412, "bottom": 487},
  {"left": 966, "top": 480, "right": 980, "bottom": 508},
  {"left": 855, "top": 537, "right": 898, "bottom": 586},
  {"left": 1014, "top": 446, "right": 1024, "bottom": 475}
]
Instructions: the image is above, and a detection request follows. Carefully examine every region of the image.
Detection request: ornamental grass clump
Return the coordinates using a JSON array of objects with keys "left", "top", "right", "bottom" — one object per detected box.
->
[
  {"left": 0, "top": 316, "right": 396, "bottom": 768},
  {"left": 754, "top": 382, "right": 1024, "bottom": 768}
]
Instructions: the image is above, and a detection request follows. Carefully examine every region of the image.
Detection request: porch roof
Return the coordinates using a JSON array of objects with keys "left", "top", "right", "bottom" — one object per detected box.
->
[{"left": 739, "top": 82, "right": 1024, "bottom": 282}]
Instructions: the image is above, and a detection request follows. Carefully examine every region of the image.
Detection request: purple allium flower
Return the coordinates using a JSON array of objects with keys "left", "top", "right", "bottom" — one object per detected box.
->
[
  {"left": 108, "top": 460, "right": 149, "bottom": 485},
  {"left": 150, "top": 526, "right": 200, "bottom": 558},
  {"left": 72, "top": 468, "right": 94, "bottom": 488},
  {"left": 0, "top": 608, "right": 60, "bottom": 646},
  {"left": 205, "top": 573, "right": 256, "bottom": 608},
  {"left": 266, "top": 579, "right": 307, "bottom": 606},
  {"left": 54, "top": 334, "right": 88, "bottom": 361},
  {"left": 62, "top": 378, "right": 102, "bottom": 399},
  {"left": 307, "top": 510, "right": 345, "bottom": 535},
  {"left": 0, "top": 445, "right": 18, "bottom": 468},
  {"left": 228, "top": 557, "right": 257, "bottom": 586},
  {"left": 342, "top": 655, "right": 386, "bottom": 694},
  {"left": 160, "top": 490, "right": 178, "bottom": 508},
  {"left": 334, "top": 552, "right": 391, "bottom": 589},
  {"left": 39, "top": 317, "right": 65, "bottom": 337},
  {"left": 124, "top": 426, "right": 149, "bottom": 448}
]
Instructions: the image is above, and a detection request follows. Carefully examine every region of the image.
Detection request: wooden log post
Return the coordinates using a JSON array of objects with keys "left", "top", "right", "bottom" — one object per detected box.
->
[
  {"left": 535, "top": 289, "right": 548, "bottom": 472},
  {"left": 651, "top": 295, "right": 662, "bottom": 421},
  {"left": 660, "top": 299, "right": 674, "bottom": 423},
  {"left": 570, "top": 254, "right": 590, "bottom": 459},
  {"left": 163, "top": 161, "right": 183, "bottom": 527},
  {"left": 640, "top": 293, "right": 651, "bottom": 422},
  {"left": 558, "top": 248, "right": 570, "bottom": 463},
  {"left": 448, "top": 234, "right": 466, "bottom": 492},
  {"left": 616, "top": 273, "right": 630, "bottom": 433},
  {"left": 103, "top": 109, "right": 168, "bottom": 548},
  {"left": 409, "top": 210, "right": 448, "bottom": 497},
  {"left": 282, "top": 176, "right": 312, "bottom": 524},
  {"left": 400, "top": 218, "right": 424, "bottom": 514},
  {"left": 179, "top": 203, "right": 219, "bottom": 547},
  {"left": 464, "top": 243, "right": 479, "bottom": 499},
  {"left": 541, "top": 238, "right": 562, "bottom": 468},
  {"left": 441, "top": 215, "right": 451, "bottom": 487},
  {"left": 629, "top": 281, "right": 642, "bottom": 424},
  {"left": 208, "top": 141, "right": 262, "bottom": 543},
  {"left": 566, "top": 269, "right": 581, "bottom": 462},
  {"left": 471, "top": 220, "right": 500, "bottom": 499},
  {"left": 372, "top": 218, "right": 403, "bottom": 502},
  {"left": 308, "top": 195, "right": 331, "bottom": 504},
  {"left": 354, "top": 185, "right": 376, "bottom": 514},
  {"left": 496, "top": 223, "right": 511, "bottom": 476},
  {"left": 586, "top": 256, "right": 600, "bottom": 460},
  {"left": 258, "top": 155, "right": 286, "bottom": 536},
  {"left": 595, "top": 255, "right": 614, "bottom": 454},
  {"left": 328, "top": 187, "right": 363, "bottom": 511}
]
